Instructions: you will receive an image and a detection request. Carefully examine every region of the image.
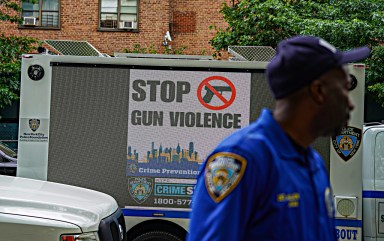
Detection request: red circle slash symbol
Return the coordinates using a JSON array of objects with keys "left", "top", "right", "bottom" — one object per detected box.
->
[{"left": 197, "top": 76, "right": 236, "bottom": 110}]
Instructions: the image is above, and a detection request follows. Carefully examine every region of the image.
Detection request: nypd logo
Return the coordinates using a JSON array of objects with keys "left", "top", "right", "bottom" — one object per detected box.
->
[
  {"left": 128, "top": 177, "right": 153, "bottom": 204},
  {"left": 127, "top": 163, "right": 138, "bottom": 174},
  {"left": 332, "top": 126, "right": 362, "bottom": 162},
  {"left": 19, "top": 118, "right": 48, "bottom": 143},
  {"left": 29, "top": 119, "right": 40, "bottom": 132},
  {"left": 204, "top": 152, "right": 247, "bottom": 202}
]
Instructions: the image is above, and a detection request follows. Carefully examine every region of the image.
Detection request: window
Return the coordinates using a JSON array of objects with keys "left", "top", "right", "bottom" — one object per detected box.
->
[
  {"left": 21, "top": 0, "right": 60, "bottom": 28},
  {"left": 100, "top": 0, "right": 138, "bottom": 30}
]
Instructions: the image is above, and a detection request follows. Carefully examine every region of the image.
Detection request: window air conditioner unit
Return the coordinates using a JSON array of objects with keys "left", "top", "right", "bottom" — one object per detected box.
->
[
  {"left": 119, "top": 21, "right": 137, "bottom": 29},
  {"left": 23, "top": 17, "right": 37, "bottom": 26}
]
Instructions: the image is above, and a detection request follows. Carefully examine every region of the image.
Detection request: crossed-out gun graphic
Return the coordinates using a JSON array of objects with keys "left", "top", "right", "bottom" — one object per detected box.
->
[{"left": 202, "top": 86, "right": 232, "bottom": 103}]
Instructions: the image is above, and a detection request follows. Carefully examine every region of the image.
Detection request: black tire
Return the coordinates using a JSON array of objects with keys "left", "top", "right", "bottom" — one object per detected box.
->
[{"left": 132, "top": 231, "right": 183, "bottom": 241}]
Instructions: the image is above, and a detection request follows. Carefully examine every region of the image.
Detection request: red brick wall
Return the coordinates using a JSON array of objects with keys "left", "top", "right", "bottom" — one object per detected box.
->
[
  {"left": 0, "top": 0, "right": 230, "bottom": 56},
  {"left": 173, "top": 11, "right": 196, "bottom": 34},
  {"left": 169, "top": 0, "right": 230, "bottom": 56}
]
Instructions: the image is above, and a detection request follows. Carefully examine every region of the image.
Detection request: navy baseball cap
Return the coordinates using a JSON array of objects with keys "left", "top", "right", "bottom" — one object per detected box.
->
[{"left": 266, "top": 36, "right": 370, "bottom": 99}]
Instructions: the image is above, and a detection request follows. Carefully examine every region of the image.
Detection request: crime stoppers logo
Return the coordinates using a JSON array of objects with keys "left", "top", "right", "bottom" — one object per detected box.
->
[
  {"left": 332, "top": 126, "right": 362, "bottom": 162},
  {"left": 128, "top": 177, "right": 153, "bottom": 204}
]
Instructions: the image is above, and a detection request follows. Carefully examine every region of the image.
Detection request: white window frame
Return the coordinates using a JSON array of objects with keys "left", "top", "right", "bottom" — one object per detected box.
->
[
  {"left": 21, "top": 0, "right": 60, "bottom": 28},
  {"left": 99, "top": 0, "right": 138, "bottom": 30}
]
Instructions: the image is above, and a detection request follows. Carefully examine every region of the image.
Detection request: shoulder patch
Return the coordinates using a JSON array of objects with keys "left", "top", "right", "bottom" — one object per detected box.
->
[{"left": 205, "top": 152, "right": 247, "bottom": 202}]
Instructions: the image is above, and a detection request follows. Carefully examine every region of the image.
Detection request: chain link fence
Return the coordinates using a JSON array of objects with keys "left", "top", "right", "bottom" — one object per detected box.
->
[
  {"left": 45, "top": 40, "right": 109, "bottom": 56},
  {"left": 228, "top": 46, "right": 276, "bottom": 62},
  {"left": 0, "top": 123, "right": 18, "bottom": 153}
]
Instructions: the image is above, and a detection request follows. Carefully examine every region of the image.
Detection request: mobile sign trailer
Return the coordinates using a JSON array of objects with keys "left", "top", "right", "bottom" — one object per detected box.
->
[
  {"left": 17, "top": 54, "right": 368, "bottom": 240},
  {"left": 17, "top": 55, "right": 283, "bottom": 240}
]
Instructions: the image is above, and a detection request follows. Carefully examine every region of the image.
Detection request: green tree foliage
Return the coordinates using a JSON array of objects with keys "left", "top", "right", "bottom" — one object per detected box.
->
[
  {"left": 0, "top": 35, "right": 37, "bottom": 108},
  {"left": 210, "top": 0, "right": 384, "bottom": 106},
  {"left": 366, "top": 46, "right": 384, "bottom": 105},
  {"left": 0, "top": 0, "right": 23, "bottom": 23},
  {"left": 0, "top": 0, "right": 37, "bottom": 109}
]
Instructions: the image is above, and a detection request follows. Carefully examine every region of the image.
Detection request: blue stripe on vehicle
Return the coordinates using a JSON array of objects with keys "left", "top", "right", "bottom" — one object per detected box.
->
[
  {"left": 121, "top": 191, "right": 383, "bottom": 220},
  {"left": 335, "top": 219, "right": 362, "bottom": 228},
  {"left": 363, "top": 190, "right": 384, "bottom": 198},
  {"left": 122, "top": 208, "right": 190, "bottom": 219}
]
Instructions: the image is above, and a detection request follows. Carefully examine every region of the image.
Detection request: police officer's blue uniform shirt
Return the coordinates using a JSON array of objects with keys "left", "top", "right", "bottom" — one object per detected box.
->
[{"left": 187, "top": 109, "right": 336, "bottom": 241}]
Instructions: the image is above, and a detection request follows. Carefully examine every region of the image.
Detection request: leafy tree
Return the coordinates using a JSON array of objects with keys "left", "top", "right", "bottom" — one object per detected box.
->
[
  {"left": 0, "top": 0, "right": 37, "bottom": 109},
  {"left": 0, "top": 0, "right": 23, "bottom": 23},
  {"left": 210, "top": 0, "right": 384, "bottom": 106}
]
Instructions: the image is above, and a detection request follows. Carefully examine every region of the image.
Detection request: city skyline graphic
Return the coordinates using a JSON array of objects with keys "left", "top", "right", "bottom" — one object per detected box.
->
[
  {"left": 127, "top": 141, "right": 203, "bottom": 164},
  {"left": 126, "top": 141, "right": 202, "bottom": 179}
]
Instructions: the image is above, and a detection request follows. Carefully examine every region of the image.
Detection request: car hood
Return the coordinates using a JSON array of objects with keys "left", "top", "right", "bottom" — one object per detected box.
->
[{"left": 0, "top": 175, "right": 118, "bottom": 232}]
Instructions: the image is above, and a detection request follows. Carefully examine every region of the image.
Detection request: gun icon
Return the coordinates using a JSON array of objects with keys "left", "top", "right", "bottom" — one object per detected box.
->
[{"left": 203, "top": 86, "right": 232, "bottom": 103}]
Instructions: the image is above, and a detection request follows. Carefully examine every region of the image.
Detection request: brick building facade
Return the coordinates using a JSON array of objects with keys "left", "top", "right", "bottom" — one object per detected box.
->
[{"left": 1, "top": 0, "right": 231, "bottom": 56}]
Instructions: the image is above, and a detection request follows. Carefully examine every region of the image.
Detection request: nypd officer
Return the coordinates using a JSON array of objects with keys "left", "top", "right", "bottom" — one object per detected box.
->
[{"left": 187, "top": 36, "right": 370, "bottom": 241}]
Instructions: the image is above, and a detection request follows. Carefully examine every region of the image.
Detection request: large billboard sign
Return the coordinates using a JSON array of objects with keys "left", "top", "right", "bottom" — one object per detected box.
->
[{"left": 126, "top": 69, "right": 251, "bottom": 209}]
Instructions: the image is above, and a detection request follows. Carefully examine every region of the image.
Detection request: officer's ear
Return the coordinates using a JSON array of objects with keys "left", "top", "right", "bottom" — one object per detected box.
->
[{"left": 308, "top": 79, "right": 326, "bottom": 104}]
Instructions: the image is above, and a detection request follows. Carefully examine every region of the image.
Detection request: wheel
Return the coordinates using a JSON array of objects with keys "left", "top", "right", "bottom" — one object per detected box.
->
[
  {"left": 127, "top": 221, "right": 186, "bottom": 241},
  {"left": 132, "top": 231, "right": 183, "bottom": 241}
]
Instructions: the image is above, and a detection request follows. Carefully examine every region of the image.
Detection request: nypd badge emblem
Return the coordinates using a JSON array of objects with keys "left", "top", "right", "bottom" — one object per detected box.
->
[
  {"left": 205, "top": 152, "right": 247, "bottom": 202},
  {"left": 29, "top": 119, "right": 40, "bottom": 132},
  {"left": 127, "top": 163, "right": 138, "bottom": 174},
  {"left": 332, "top": 126, "right": 362, "bottom": 162},
  {"left": 128, "top": 177, "right": 153, "bottom": 204}
]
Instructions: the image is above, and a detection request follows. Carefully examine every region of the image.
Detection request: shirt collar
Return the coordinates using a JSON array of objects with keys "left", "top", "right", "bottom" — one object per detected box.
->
[{"left": 257, "top": 108, "right": 319, "bottom": 169}]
